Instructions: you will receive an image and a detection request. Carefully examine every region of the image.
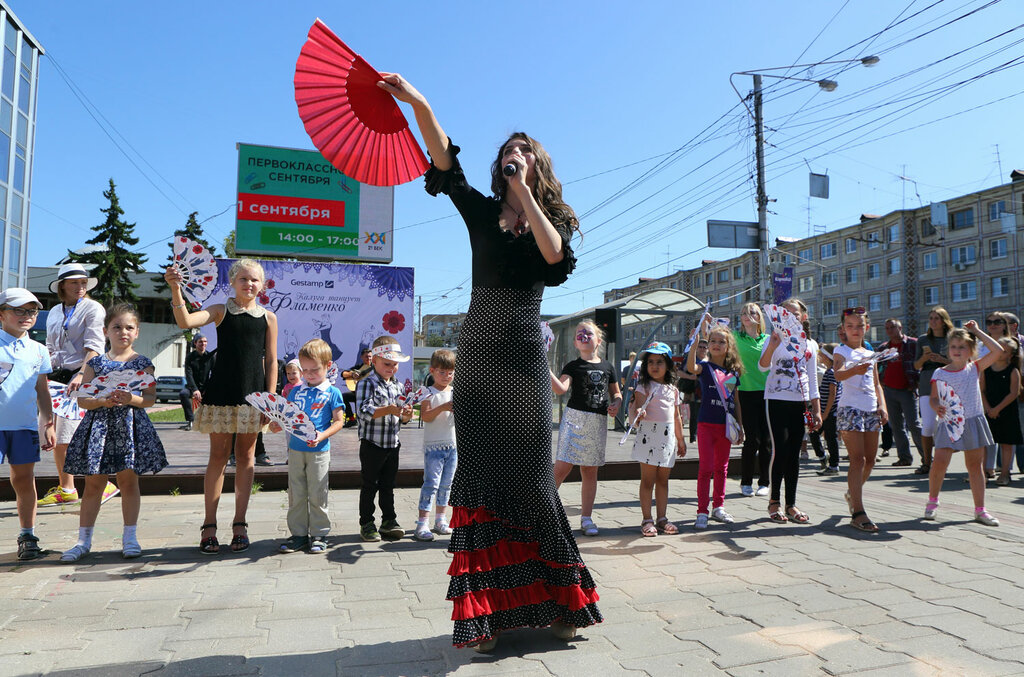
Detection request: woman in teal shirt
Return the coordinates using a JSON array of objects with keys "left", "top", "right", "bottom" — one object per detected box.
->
[{"left": 734, "top": 303, "right": 770, "bottom": 496}]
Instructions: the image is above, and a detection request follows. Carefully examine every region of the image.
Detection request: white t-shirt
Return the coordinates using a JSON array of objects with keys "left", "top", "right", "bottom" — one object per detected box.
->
[
  {"left": 932, "top": 362, "right": 984, "bottom": 419},
  {"left": 760, "top": 338, "right": 820, "bottom": 402},
  {"left": 422, "top": 386, "right": 456, "bottom": 447},
  {"left": 834, "top": 344, "right": 878, "bottom": 411}
]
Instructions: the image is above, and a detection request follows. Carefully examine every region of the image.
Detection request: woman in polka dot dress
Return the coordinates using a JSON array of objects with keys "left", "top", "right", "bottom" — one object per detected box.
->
[{"left": 379, "top": 74, "right": 601, "bottom": 651}]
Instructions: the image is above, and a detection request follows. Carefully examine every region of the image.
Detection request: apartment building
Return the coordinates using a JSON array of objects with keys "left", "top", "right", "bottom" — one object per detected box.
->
[{"left": 605, "top": 172, "right": 1024, "bottom": 350}]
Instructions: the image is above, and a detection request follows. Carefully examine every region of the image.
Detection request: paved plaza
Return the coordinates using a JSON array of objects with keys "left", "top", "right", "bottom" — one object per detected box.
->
[{"left": 3, "top": 457, "right": 1024, "bottom": 676}]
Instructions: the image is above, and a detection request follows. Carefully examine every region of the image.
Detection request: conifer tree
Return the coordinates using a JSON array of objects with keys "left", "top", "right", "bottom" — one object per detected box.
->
[
  {"left": 67, "top": 179, "right": 147, "bottom": 305},
  {"left": 152, "top": 211, "right": 218, "bottom": 293}
]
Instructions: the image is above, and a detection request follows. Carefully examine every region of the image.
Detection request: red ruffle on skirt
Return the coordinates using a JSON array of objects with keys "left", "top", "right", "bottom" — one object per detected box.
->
[
  {"left": 450, "top": 504, "right": 532, "bottom": 529},
  {"left": 450, "top": 580, "right": 599, "bottom": 621},
  {"left": 448, "top": 539, "right": 577, "bottom": 576}
]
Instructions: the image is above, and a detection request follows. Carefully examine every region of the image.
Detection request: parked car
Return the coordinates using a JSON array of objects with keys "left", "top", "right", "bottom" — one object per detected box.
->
[{"left": 155, "top": 376, "right": 187, "bottom": 403}]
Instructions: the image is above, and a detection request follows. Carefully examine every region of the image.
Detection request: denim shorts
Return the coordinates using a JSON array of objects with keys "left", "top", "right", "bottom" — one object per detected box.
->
[
  {"left": 837, "top": 406, "right": 881, "bottom": 433},
  {"left": 0, "top": 430, "right": 41, "bottom": 465}
]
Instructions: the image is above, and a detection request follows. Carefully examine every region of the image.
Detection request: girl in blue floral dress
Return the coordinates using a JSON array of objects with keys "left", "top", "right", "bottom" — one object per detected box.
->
[{"left": 60, "top": 304, "right": 166, "bottom": 562}]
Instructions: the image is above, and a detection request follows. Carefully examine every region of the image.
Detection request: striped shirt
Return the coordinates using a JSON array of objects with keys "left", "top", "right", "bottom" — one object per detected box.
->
[{"left": 355, "top": 369, "right": 405, "bottom": 449}]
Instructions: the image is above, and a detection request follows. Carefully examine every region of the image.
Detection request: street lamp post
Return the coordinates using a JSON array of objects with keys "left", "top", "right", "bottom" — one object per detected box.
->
[{"left": 731, "top": 56, "right": 879, "bottom": 302}]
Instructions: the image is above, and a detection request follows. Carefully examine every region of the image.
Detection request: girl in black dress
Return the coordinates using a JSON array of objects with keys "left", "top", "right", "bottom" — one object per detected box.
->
[
  {"left": 379, "top": 73, "right": 601, "bottom": 651},
  {"left": 980, "top": 336, "right": 1022, "bottom": 486},
  {"left": 165, "top": 259, "right": 278, "bottom": 553}
]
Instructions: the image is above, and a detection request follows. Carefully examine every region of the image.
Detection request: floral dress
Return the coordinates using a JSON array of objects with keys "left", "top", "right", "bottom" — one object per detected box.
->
[{"left": 63, "top": 354, "right": 168, "bottom": 476}]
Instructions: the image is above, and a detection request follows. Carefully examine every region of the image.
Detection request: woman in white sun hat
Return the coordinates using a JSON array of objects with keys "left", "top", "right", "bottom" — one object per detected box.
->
[{"left": 39, "top": 263, "right": 118, "bottom": 507}]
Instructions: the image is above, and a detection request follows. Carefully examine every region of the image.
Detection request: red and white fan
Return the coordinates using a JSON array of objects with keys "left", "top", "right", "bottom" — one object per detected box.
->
[
  {"left": 171, "top": 236, "right": 217, "bottom": 308},
  {"left": 294, "top": 19, "right": 429, "bottom": 187}
]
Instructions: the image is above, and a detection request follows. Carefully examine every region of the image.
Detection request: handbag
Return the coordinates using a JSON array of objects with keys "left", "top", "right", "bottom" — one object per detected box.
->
[{"left": 725, "top": 412, "right": 742, "bottom": 444}]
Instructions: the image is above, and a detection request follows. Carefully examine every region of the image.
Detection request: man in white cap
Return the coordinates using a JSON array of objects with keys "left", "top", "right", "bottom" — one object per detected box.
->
[
  {"left": 0, "top": 288, "right": 56, "bottom": 559},
  {"left": 38, "top": 263, "right": 119, "bottom": 506}
]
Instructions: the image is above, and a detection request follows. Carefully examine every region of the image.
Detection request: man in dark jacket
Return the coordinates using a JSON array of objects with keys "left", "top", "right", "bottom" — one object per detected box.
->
[
  {"left": 879, "top": 318, "right": 923, "bottom": 467},
  {"left": 180, "top": 334, "right": 214, "bottom": 431}
]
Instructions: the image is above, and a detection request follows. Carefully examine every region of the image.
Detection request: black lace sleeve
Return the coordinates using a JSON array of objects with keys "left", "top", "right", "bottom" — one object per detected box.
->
[
  {"left": 542, "top": 224, "right": 577, "bottom": 287},
  {"left": 423, "top": 139, "right": 469, "bottom": 197}
]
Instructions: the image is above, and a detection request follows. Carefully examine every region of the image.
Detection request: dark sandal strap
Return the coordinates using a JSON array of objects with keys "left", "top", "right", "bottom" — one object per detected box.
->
[
  {"left": 200, "top": 523, "right": 217, "bottom": 531},
  {"left": 232, "top": 521, "right": 248, "bottom": 528},
  {"left": 851, "top": 510, "right": 867, "bottom": 519}
]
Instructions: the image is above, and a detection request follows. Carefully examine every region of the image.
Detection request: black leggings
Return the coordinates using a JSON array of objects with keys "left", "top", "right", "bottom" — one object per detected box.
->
[
  {"left": 738, "top": 390, "right": 771, "bottom": 487},
  {"left": 766, "top": 399, "right": 806, "bottom": 507},
  {"left": 810, "top": 414, "right": 839, "bottom": 468}
]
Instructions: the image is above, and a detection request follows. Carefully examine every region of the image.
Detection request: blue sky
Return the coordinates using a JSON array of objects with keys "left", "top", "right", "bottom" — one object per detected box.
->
[{"left": 15, "top": 1, "right": 1024, "bottom": 320}]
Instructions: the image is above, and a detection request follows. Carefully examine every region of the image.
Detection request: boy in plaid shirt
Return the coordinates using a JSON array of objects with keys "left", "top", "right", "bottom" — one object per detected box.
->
[{"left": 355, "top": 336, "right": 413, "bottom": 542}]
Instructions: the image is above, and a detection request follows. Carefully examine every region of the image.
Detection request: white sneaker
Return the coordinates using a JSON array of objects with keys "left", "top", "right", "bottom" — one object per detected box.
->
[
  {"left": 122, "top": 539, "right": 142, "bottom": 559},
  {"left": 414, "top": 522, "right": 434, "bottom": 541},
  {"left": 711, "top": 507, "right": 735, "bottom": 524},
  {"left": 923, "top": 500, "right": 938, "bottom": 520},
  {"left": 740, "top": 485, "right": 754, "bottom": 497},
  {"left": 975, "top": 511, "right": 999, "bottom": 527},
  {"left": 432, "top": 517, "right": 452, "bottom": 535},
  {"left": 580, "top": 518, "right": 599, "bottom": 537},
  {"left": 694, "top": 514, "right": 709, "bottom": 530},
  {"left": 755, "top": 486, "right": 770, "bottom": 497},
  {"left": 60, "top": 544, "right": 90, "bottom": 563}
]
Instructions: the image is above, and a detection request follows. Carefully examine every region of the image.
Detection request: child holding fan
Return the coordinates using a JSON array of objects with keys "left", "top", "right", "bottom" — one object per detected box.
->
[
  {"left": 60, "top": 304, "right": 167, "bottom": 561},
  {"left": 686, "top": 318, "right": 743, "bottom": 529},
  {"left": 630, "top": 342, "right": 686, "bottom": 536},
  {"left": 927, "top": 321, "right": 1003, "bottom": 525},
  {"left": 550, "top": 320, "right": 621, "bottom": 537}
]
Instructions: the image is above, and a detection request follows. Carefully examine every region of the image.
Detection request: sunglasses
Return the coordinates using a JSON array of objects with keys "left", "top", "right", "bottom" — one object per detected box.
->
[
  {"left": 986, "top": 318, "right": 1006, "bottom": 325},
  {"left": 842, "top": 306, "right": 866, "bottom": 317}
]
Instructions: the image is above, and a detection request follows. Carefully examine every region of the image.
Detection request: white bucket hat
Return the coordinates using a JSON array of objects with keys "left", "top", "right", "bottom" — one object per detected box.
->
[
  {"left": 370, "top": 342, "right": 411, "bottom": 363},
  {"left": 49, "top": 263, "right": 99, "bottom": 294}
]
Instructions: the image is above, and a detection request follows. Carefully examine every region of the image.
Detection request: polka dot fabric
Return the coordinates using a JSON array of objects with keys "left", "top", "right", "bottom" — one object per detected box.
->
[{"left": 448, "top": 287, "right": 602, "bottom": 647}]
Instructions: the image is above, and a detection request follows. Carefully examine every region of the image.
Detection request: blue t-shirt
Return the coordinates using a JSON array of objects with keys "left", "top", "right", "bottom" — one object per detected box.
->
[
  {"left": 0, "top": 329, "right": 52, "bottom": 431},
  {"left": 286, "top": 381, "right": 345, "bottom": 452},
  {"left": 697, "top": 362, "right": 739, "bottom": 425}
]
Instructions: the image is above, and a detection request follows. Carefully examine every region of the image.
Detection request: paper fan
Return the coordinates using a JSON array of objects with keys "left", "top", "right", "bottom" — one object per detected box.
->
[
  {"left": 48, "top": 380, "right": 85, "bottom": 420},
  {"left": 79, "top": 369, "right": 156, "bottom": 399},
  {"left": 326, "top": 362, "right": 340, "bottom": 385},
  {"left": 172, "top": 236, "right": 217, "bottom": 308},
  {"left": 844, "top": 347, "right": 899, "bottom": 369},
  {"left": 0, "top": 361, "right": 11, "bottom": 387},
  {"left": 245, "top": 391, "right": 318, "bottom": 442},
  {"left": 294, "top": 19, "right": 429, "bottom": 187},
  {"left": 397, "top": 385, "right": 430, "bottom": 407},
  {"left": 541, "top": 321, "right": 555, "bottom": 353},
  {"left": 935, "top": 381, "right": 966, "bottom": 442},
  {"left": 763, "top": 303, "right": 811, "bottom": 362}
]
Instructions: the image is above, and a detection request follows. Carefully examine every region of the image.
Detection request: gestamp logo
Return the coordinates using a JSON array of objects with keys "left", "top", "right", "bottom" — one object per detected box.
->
[{"left": 292, "top": 279, "right": 327, "bottom": 288}]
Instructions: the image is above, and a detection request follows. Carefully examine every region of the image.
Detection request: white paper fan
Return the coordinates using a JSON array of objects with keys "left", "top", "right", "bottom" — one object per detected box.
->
[
  {"left": 245, "top": 391, "right": 318, "bottom": 442},
  {"left": 48, "top": 380, "right": 85, "bottom": 420},
  {"left": 935, "top": 380, "right": 966, "bottom": 442},
  {"left": 172, "top": 236, "right": 217, "bottom": 308},
  {"left": 78, "top": 369, "right": 156, "bottom": 400}
]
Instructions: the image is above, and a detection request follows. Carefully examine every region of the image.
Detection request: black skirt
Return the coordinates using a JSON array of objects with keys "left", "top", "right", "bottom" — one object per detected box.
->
[{"left": 447, "top": 286, "right": 602, "bottom": 647}]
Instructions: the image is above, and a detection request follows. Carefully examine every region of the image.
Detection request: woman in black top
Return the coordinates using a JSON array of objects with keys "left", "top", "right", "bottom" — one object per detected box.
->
[{"left": 379, "top": 73, "right": 601, "bottom": 651}]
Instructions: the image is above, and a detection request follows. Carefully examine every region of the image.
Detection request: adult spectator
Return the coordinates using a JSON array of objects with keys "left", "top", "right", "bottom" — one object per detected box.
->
[
  {"left": 879, "top": 318, "right": 922, "bottom": 468},
  {"left": 39, "top": 264, "right": 118, "bottom": 506},
  {"left": 180, "top": 334, "right": 214, "bottom": 431},
  {"left": 341, "top": 348, "right": 371, "bottom": 428},
  {"left": 982, "top": 312, "right": 1012, "bottom": 477},
  {"left": 733, "top": 303, "right": 771, "bottom": 497},
  {"left": 1006, "top": 313, "right": 1024, "bottom": 474},
  {"left": 914, "top": 306, "right": 952, "bottom": 476}
]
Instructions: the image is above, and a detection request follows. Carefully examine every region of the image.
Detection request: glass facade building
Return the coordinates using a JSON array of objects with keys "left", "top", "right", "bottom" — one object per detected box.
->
[{"left": 0, "top": 2, "right": 41, "bottom": 289}]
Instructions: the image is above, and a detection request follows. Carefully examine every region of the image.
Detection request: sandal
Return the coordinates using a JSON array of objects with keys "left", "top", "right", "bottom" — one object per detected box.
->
[
  {"left": 655, "top": 517, "right": 679, "bottom": 535},
  {"left": 850, "top": 510, "right": 879, "bottom": 533},
  {"left": 640, "top": 519, "right": 657, "bottom": 537},
  {"left": 199, "top": 523, "right": 219, "bottom": 555},
  {"left": 767, "top": 501, "right": 787, "bottom": 523},
  {"left": 230, "top": 521, "right": 250, "bottom": 552},
  {"left": 786, "top": 506, "right": 810, "bottom": 524}
]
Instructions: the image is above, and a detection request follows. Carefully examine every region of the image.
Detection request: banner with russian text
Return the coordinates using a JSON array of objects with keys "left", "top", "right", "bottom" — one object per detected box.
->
[
  {"left": 203, "top": 259, "right": 414, "bottom": 392},
  {"left": 235, "top": 142, "right": 394, "bottom": 262},
  {"left": 772, "top": 267, "right": 793, "bottom": 305}
]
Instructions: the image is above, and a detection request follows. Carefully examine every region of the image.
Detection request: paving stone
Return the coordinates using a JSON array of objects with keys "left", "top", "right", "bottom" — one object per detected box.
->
[
  {"left": 726, "top": 654, "right": 827, "bottom": 676},
  {"left": 176, "top": 609, "right": 269, "bottom": 641},
  {"left": 770, "top": 625, "right": 914, "bottom": 674},
  {"left": 673, "top": 621, "right": 806, "bottom": 669}
]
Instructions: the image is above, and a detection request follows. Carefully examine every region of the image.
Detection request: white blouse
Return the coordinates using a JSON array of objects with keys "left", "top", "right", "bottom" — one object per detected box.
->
[{"left": 45, "top": 298, "right": 106, "bottom": 371}]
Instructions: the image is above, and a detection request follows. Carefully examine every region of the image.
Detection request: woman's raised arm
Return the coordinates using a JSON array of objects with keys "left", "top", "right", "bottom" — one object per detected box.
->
[{"left": 377, "top": 73, "right": 451, "bottom": 171}]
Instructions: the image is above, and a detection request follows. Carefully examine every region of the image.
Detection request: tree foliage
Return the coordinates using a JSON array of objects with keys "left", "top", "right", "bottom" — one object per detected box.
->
[{"left": 67, "top": 179, "right": 147, "bottom": 305}]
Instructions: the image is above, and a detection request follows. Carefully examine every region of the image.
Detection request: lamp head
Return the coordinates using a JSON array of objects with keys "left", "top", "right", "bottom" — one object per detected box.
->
[
  {"left": 817, "top": 79, "right": 839, "bottom": 92},
  {"left": 860, "top": 55, "right": 881, "bottom": 66}
]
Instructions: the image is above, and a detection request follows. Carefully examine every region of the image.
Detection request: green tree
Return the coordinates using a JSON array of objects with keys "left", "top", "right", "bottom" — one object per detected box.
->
[
  {"left": 67, "top": 179, "right": 147, "bottom": 305},
  {"left": 425, "top": 333, "right": 445, "bottom": 347},
  {"left": 152, "top": 211, "right": 219, "bottom": 293}
]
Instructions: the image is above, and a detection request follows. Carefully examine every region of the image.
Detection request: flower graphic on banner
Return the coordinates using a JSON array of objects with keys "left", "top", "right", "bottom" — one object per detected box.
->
[
  {"left": 365, "top": 267, "right": 414, "bottom": 302},
  {"left": 382, "top": 310, "right": 406, "bottom": 334}
]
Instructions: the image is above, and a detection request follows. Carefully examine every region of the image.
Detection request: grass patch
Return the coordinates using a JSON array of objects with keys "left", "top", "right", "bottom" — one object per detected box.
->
[
  {"left": 149, "top": 408, "right": 186, "bottom": 423},
  {"left": 251, "top": 481, "right": 263, "bottom": 495},
  {"left": 169, "top": 486, "right": 181, "bottom": 497}
]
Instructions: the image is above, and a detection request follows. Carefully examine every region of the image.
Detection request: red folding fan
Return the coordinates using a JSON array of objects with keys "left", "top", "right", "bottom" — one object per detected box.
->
[{"left": 294, "top": 19, "right": 429, "bottom": 187}]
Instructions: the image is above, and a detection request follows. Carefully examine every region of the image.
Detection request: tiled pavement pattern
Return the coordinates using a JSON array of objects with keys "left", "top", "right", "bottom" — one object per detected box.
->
[{"left": 2, "top": 462, "right": 1024, "bottom": 676}]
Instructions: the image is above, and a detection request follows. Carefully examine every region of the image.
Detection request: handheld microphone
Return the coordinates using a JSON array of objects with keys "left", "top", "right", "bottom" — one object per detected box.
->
[{"left": 502, "top": 163, "right": 517, "bottom": 177}]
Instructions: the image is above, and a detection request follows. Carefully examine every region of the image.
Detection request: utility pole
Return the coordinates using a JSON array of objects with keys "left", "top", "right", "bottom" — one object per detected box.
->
[
  {"left": 753, "top": 74, "right": 770, "bottom": 303},
  {"left": 417, "top": 295, "right": 422, "bottom": 335}
]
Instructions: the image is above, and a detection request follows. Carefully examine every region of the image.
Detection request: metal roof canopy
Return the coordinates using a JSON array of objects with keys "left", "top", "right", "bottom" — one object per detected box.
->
[{"left": 546, "top": 287, "right": 706, "bottom": 429}]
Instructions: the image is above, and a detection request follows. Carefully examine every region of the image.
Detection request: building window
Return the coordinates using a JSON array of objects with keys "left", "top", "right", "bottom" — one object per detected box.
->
[
  {"left": 990, "top": 239, "right": 1007, "bottom": 259},
  {"left": 887, "top": 258, "right": 900, "bottom": 275},
  {"left": 822, "top": 271, "right": 837, "bottom": 288},
  {"left": 920, "top": 218, "right": 936, "bottom": 238},
  {"left": 867, "top": 232, "right": 880, "bottom": 249},
  {"left": 797, "top": 248, "right": 812, "bottom": 263},
  {"left": 887, "top": 224, "right": 899, "bottom": 243},
  {"left": 717, "top": 269, "right": 729, "bottom": 283},
  {"left": 779, "top": 253, "right": 791, "bottom": 266},
  {"left": 823, "top": 300, "right": 837, "bottom": 317},
  {"left": 993, "top": 277, "right": 1009, "bottom": 298},
  {"left": 845, "top": 238, "right": 857, "bottom": 254},
  {"left": 805, "top": 303, "right": 815, "bottom": 317},
  {"left": 950, "top": 208, "right": 974, "bottom": 230},
  {"left": 924, "top": 287, "right": 938, "bottom": 305},
  {"left": 867, "top": 263, "right": 881, "bottom": 280},
  {"left": 868, "top": 294, "right": 881, "bottom": 312},
  {"left": 846, "top": 267, "right": 858, "bottom": 284},
  {"left": 798, "top": 276, "right": 813, "bottom": 293},
  {"left": 952, "top": 281, "right": 977, "bottom": 302},
  {"left": 719, "top": 292, "right": 730, "bottom": 305},
  {"left": 988, "top": 200, "right": 1007, "bottom": 222},
  {"left": 705, "top": 272, "right": 713, "bottom": 286},
  {"left": 889, "top": 290, "right": 901, "bottom": 309},
  {"left": 951, "top": 245, "right": 976, "bottom": 265},
  {"left": 922, "top": 252, "right": 938, "bottom": 271},
  {"left": 733, "top": 265, "right": 742, "bottom": 280},
  {"left": 820, "top": 242, "right": 836, "bottom": 259},
  {"left": 693, "top": 276, "right": 701, "bottom": 290},
  {"left": 846, "top": 297, "right": 858, "bottom": 309}
]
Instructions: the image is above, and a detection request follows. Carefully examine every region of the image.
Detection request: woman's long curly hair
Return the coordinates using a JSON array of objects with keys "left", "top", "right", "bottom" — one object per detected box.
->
[{"left": 490, "top": 132, "right": 579, "bottom": 236}]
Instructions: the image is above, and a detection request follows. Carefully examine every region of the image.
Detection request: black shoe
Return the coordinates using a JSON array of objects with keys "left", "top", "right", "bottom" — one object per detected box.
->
[
  {"left": 880, "top": 450, "right": 891, "bottom": 457},
  {"left": 255, "top": 456, "right": 274, "bottom": 467},
  {"left": 179, "top": 422, "right": 193, "bottom": 431},
  {"left": 17, "top": 533, "right": 42, "bottom": 561},
  {"left": 343, "top": 419, "right": 357, "bottom": 429},
  {"left": 914, "top": 464, "right": 931, "bottom": 475},
  {"left": 892, "top": 459, "right": 913, "bottom": 467},
  {"left": 819, "top": 457, "right": 828, "bottom": 471}
]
